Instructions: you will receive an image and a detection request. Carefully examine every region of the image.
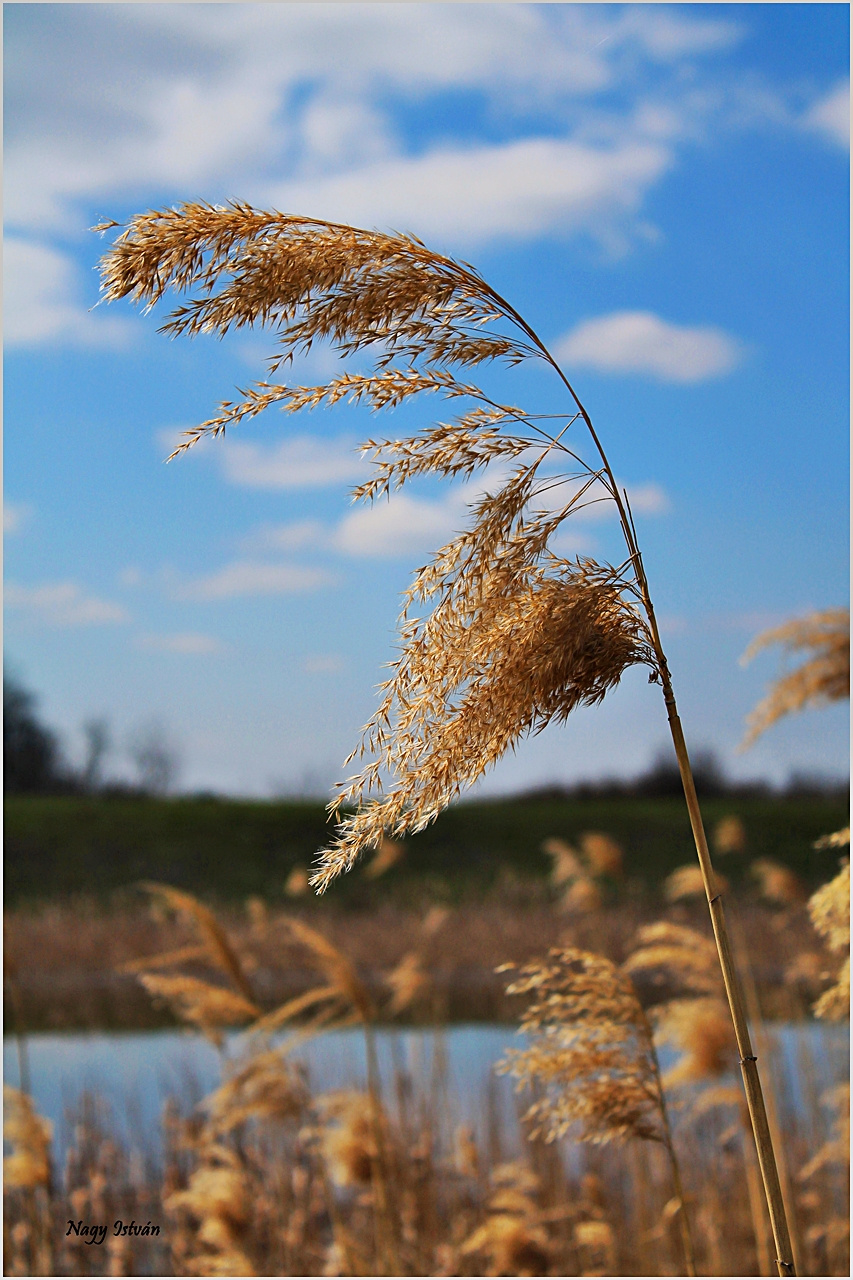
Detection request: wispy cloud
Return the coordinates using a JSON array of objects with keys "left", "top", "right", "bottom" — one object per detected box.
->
[
  {"left": 304, "top": 653, "right": 345, "bottom": 675},
  {"left": 5, "top": 581, "right": 130, "bottom": 626},
  {"left": 220, "top": 436, "right": 368, "bottom": 489},
  {"left": 4, "top": 238, "right": 132, "bottom": 348},
  {"left": 136, "top": 632, "right": 226, "bottom": 654},
  {"left": 3, "top": 502, "right": 32, "bottom": 534},
  {"left": 239, "top": 520, "right": 327, "bottom": 554},
  {"left": 554, "top": 311, "right": 742, "bottom": 383},
  {"left": 175, "top": 561, "right": 335, "bottom": 601},
  {"left": 803, "top": 81, "right": 850, "bottom": 150}
]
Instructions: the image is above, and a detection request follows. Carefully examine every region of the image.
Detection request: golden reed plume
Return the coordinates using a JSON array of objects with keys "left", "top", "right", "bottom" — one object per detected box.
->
[
  {"left": 95, "top": 204, "right": 655, "bottom": 889},
  {"left": 740, "top": 609, "right": 849, "bottom": 748}
]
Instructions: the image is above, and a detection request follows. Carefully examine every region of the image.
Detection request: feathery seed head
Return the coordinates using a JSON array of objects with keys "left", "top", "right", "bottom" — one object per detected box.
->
[
  {"left": 809, "top": 864, "right": 850, "bottom": 1021},
  {"left": 750, "top": 859, "right": 807, "bottom": 906},
  {"left": 713, "top": 815, "right": 747, "bottom": 855},
  {"left": 498, "top": 948, "right": 663, "bottom": 1145},
  {"left": 4, "top": 1087, "right": 52, "bottom": 1190},
  {"left": 96, "top": 206, "right": 658, "bottom": 895},
  {"left": 656, "top": 998, "right": 736, "bottom": 1084},
  {"left": 740, "top": 609, "right": 849, "bottom": 748}
]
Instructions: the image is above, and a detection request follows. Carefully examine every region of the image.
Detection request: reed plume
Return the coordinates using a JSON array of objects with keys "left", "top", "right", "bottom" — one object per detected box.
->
[
  {"left": 740, "top": 609, "right": 850, "bottom": 748},
  {"left": 498, "top": 945, "right": 697, "bottom": 1273},
  {"left": 808, "top": 863, "right": 850, "bottom": 1021},
  {"left": 97, "top": 202, "right": 796, "bottom": 1270}
]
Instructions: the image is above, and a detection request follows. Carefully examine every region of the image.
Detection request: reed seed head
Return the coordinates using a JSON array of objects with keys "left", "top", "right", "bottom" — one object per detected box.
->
[
  {"left": 713, "top": 814, "right": 747, "bottom": 855},
  {"left": 3, "top": 1086, "right": 52, "bottom": 1190},
  {"left": 95, "top": 205, "right": 658, "bottom": 895},
  {"left": 656, "top": 998, "right": 736, "bottom": 1085},
  {"left": 498, "top": 948, "right": 663, "bottom": 1145},
  {"left": 750, "top": 858, "right": 807, "bottom": 906},
  {"left": 740, "top": 608, "right": 849, "bottom": 748}
]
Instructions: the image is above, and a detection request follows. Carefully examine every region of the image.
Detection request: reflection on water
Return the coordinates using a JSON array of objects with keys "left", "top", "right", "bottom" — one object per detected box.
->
[{"left": 4, "top": 1021, "right": 848, "bottom": 1166}]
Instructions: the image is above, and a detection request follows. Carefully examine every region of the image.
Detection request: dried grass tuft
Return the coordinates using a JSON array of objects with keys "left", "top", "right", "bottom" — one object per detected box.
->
[
  {"left": 138, "top": 973, "right": 260, "bottom": 1045},
  {"left": 623, "top": 922, "right": 721, "bottom": 997},
  {"left": 656, "top": 998, "right": 736, "bottom": 1085},
  {"left": 498, "top": 948, "right": 664, "bottom": 1145},
  {"left": 713, "top": 815, "right": 747, "bottom": 855},
  {"left": 3, "top": 1086, "right": 52, "bottom": 1190},
  {"left": 750, "top": 859, "right": 808, "bottom": 907},
  {"left": 579, "top": 831, "right": 624, "bottom": 877},
  {"left": 461, "top": 1162, "right": 550, "bottom": 1278},
  {"left": 664, "top": 864, "right": 728, "bottom": 903},
  {"left": 740, "top": 609, "right": 849, "bottom": 748}
]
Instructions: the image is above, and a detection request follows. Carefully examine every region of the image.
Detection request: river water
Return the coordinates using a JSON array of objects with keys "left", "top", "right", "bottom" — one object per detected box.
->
[{"left": 4, "top": 1021, "right": 848, "bottom": 1167}]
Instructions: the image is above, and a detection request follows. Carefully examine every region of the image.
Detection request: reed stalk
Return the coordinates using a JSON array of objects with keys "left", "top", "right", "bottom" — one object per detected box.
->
[
  {"left": 514, "top": 319, "right": 797, "bottom": 1276},
  {"left": 97, "top": 204, "right": 798, "bottom": 1273}
]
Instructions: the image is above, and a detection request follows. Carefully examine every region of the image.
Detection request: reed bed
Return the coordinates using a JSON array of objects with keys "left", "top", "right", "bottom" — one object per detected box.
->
[
  {"left": 5, "top": 868, "right": 848, "bottom": 1277},
  {"left": 4, "top": 885, "right": 832, "bottom": 1033}
]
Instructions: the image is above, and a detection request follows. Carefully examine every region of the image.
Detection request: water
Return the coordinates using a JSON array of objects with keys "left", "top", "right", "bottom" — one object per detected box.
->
[{"left": 4, "top": 1021, "right": 848, "bottom": 1167}]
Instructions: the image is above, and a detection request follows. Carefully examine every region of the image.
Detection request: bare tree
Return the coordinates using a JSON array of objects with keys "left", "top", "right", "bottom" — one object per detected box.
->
[
  {"left": 82, "top": 718, "right": 111, "bottom": 793},
  {"left": 128, "top": 719, "right": 180, "bottom": 796}
]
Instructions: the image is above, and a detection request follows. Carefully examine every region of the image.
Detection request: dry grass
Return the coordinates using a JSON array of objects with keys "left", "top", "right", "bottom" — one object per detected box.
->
[{"left": 740, "top": 610, "right": 850, "bottom": 748}]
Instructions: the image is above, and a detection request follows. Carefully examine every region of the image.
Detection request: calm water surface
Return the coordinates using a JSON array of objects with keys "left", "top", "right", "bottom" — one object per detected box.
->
[{"left": 4, "top": 1021, "right": 848, "bottom": 1165}]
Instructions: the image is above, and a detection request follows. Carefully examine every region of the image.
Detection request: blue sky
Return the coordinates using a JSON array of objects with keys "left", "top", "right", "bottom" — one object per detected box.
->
[{"left": 4, "top": 3, "right": 849, "bottom": 797}]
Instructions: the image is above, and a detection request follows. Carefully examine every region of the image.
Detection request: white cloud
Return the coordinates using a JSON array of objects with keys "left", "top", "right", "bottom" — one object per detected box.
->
[
  {"left": 554, "top": 311, "right": 742, "bottom": 383},
  {"left": 804, "top": 82, "right": 850, "bottom": 150},
  {"left": 4, "top": 238, "right": 132, "bottom": 348},
  {"left": 220, "top": 436, "right": 368, "bottom": 489},
  {"left": 240, "top": 520, "right": 327, "bottom": 554},
  {"left": 334, "top": 491, "right": 469, "bottom": 559},
  {"left": 5, "top": 581, "right": 129, "bottom": 626},
  {"left": 136, "top": 632, "right": 226, "bottom": 655},
  {"left": 304, "top": 653, "right": 345, "bottom": 675},
  {"left": 263, "top": 138, "right": 671, "bottom": 248},
  {"left": 176, "top": 561, "right": 334, "bottom": 601},
  {"left": 5, "top": 4, "right": 738, "bottom": 236},
  {"left": 3, "top": 502, "right": 32, "bottom": 534}
]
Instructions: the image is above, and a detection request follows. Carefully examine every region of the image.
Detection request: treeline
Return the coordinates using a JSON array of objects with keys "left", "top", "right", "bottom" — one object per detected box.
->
[
  {"left": 4, "top": 671, "right": 179, "bottom": 797},
  {"left": 4, "top": 669, "right": 847, "bottom": 803}
]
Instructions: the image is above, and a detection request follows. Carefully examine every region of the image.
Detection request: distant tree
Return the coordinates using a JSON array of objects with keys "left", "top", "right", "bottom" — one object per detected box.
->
[
  {"left": 637, "top": 747, "right": 726, "bottom": 798},
  {"left": 128, "top": 719, "right": 180, "bottom": 796},
  {"left": 82, "top": 717, "right": 111, "bottom": 793},
  {"left": 4, "top": 672, "right": 62, "bottom": 793}
]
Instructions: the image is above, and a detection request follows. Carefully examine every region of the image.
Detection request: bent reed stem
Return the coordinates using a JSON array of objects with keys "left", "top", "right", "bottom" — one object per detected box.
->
[{"left": 506, "top": 307, "right": 798, "bottom": 1278}]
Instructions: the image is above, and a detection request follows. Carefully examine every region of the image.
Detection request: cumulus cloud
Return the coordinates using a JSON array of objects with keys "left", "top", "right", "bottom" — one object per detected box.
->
[
  {"left": 554, "top": 311, "right": 742, "bottom": 383},
  {"left": 5, "top": 4, "right": 738, "bottom": 240},
  {"left": 5, "top": 581, "right": 129, "bottom": 626},
  {"left": 804, "top": 81, "right": 850, "bottom": 149},
  {"left": 4, "top": 238, "right": 131, "bottom": 348},
  {"left": 136, "top": 632, "right": 226, "bottom": 654},
  {"left": 220, "top": 436, "right": 368, "bottom": 489},
  {"left": 176, "top": 561, "right": 334, "bottom": 601}
]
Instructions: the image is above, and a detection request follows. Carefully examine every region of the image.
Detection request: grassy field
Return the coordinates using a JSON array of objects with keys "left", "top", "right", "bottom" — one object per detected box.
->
[{"left": 4, "top": 790, "right": 848, "bottom": 908}]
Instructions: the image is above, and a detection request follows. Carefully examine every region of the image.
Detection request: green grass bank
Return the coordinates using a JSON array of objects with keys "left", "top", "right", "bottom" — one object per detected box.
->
[{"left": 5, "top": 790, "right": 847, "bottom": 908}]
